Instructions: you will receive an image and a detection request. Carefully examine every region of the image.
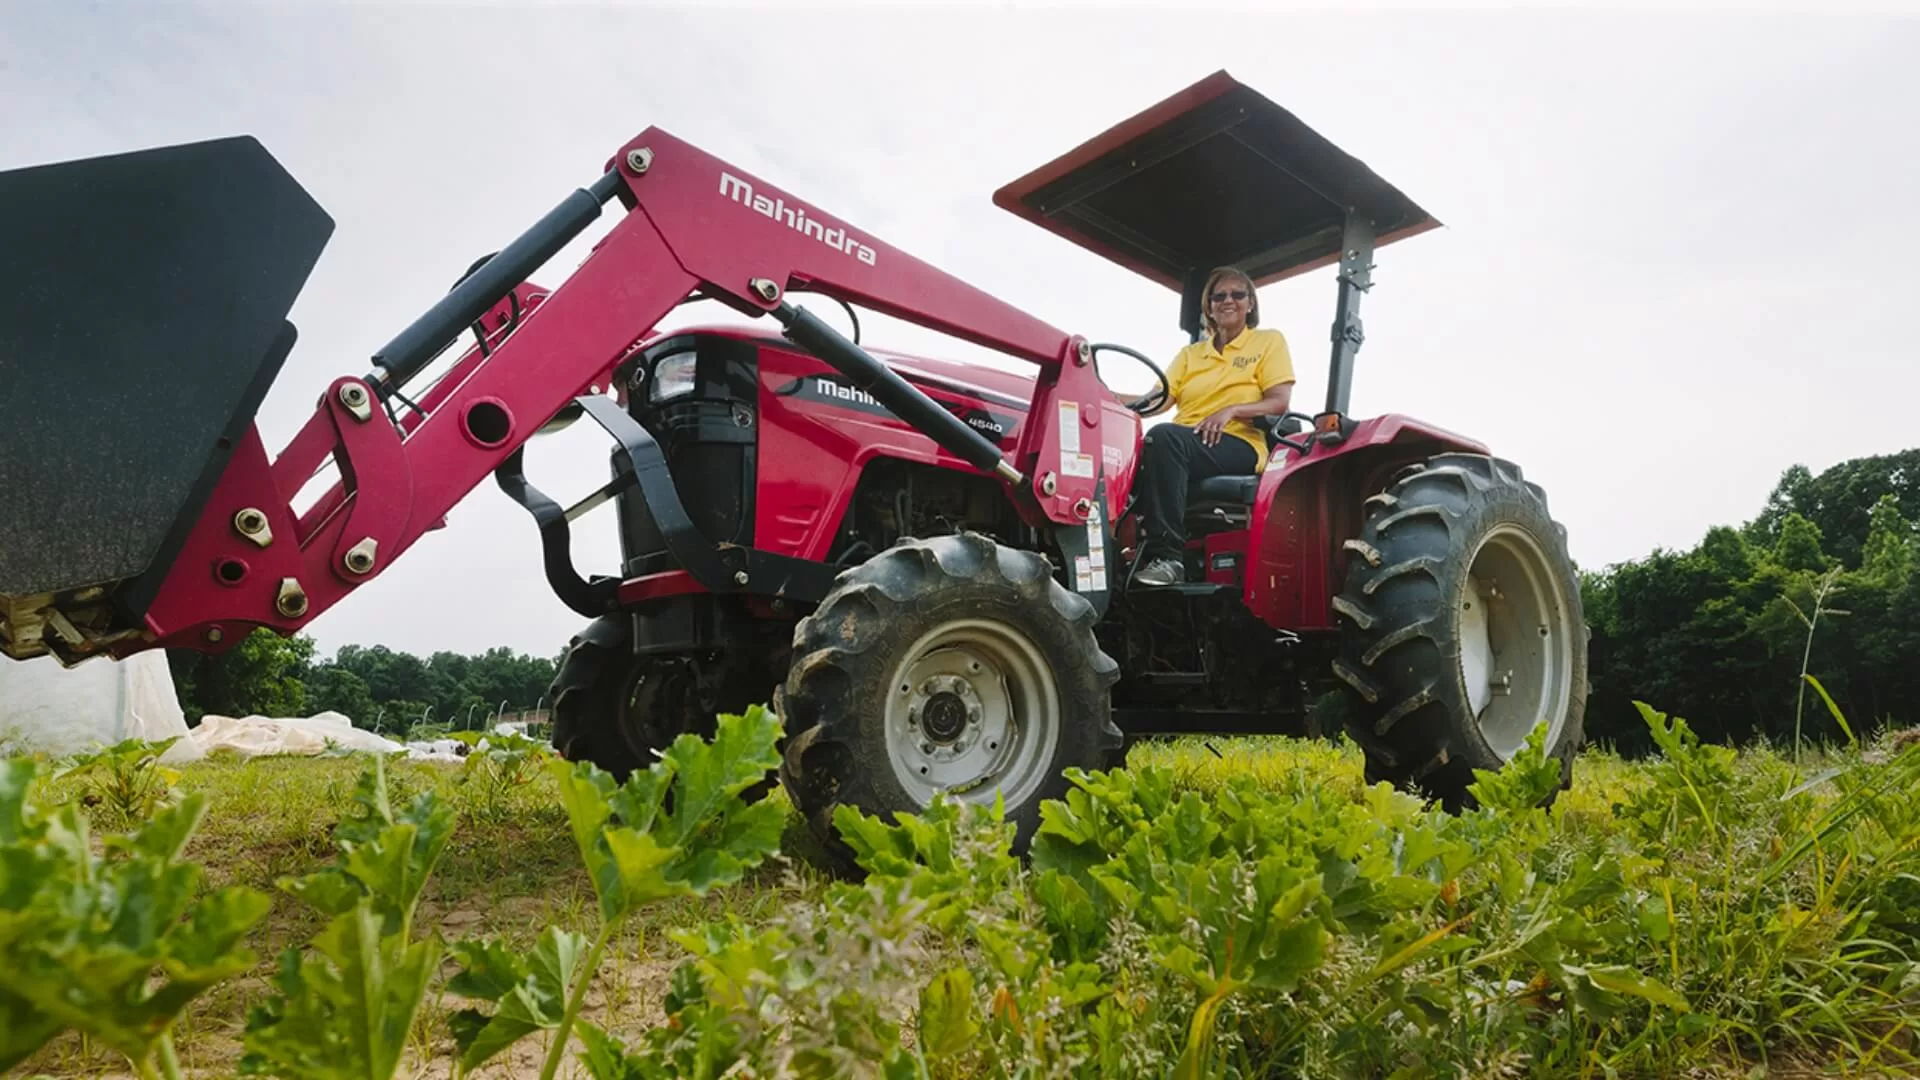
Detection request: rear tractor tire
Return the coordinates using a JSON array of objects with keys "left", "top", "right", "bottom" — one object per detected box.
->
[
  {"left": 778, "top": 531, "right": 1122, "bottom": 874},
  {"left": 548, "top": 615, "right": 767, "bottom": 788},
  {"left": 1332, "top": 454, "right": 1588, "bottom": 811}
]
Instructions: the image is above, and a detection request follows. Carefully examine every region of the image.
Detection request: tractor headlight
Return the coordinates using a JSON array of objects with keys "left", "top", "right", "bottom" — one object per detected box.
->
[{"left": 648, "top": 351, "right": 698, "bottom": 403}]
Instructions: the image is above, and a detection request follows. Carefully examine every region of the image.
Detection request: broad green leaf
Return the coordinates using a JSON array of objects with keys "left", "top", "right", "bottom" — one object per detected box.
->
[
  {"left": 605, "top": 766, "right": 671, "bottom": 836},
  {"left": 1246, "top": 918, "right": 1327, "bottom": 993},
  {"left": 835, "top": 803, "right": 916, "bottom": 874},
  {"left": 671, "top": 799, "right": 785, "bottom": 894},
  {"left": 291, "top": 758, "right": 455, "bottom": 936},
  {"left": 527, "top": 927, "right": 588, "bottom": 1004},
  {"left": 1584, "top": 964, "right": 1691, "bottom": 1012},
  {"left": 1053, "top": 962, "right": 1110, "bottom": 1009},
  {"left": 132, "top": 886, "right": 274, "bottom": 1031},
  {"left": 1033, "top": 869, "right": 1104, "bottom": 961},
  {"left": 126, "top": 791, "right": 207, "bottom": 861},
  {"left": 656, "top": 706, "right": 782, "bottom": 849},
  {"left": 283, "top": 869, "right": 366, "bottom": 918},
  {"left": 0, "top": 991, "right": 61, "bottom": 1072},
  {"left": 1559, "top": 855, "right": 1626, "bottom": 911},
  {"left": 348, "top": 790, "right": 456, "bottom": 927},
  {"left": 447, "top": 937, "right": 532, "bottom": 1002},
  {"left": 577, "top": 1021, "right": 651, "bottom": 1080},
  {"left": 1636, "top": 891, "right": 1673, "bottom": 943},
  {"left": 1158, "top": 941, "right": 1212, "bottom": 988},
  {"left": 1466, "top": 725, "right": 1563, "bottom": 813},
  {"left": 554, "top": 757, "right": 618, "bottom": 856},
  {"left": 1159, "top": 792, "right": 1219, "bottom": 864},
  {"left": 918, "top": 967, "right": 978, "bottom": 1061},
  {"left": 606, "top": 828, "right": 686, "bottom": 910},
  {"left": 240, "top": 900, "right": 443, "bottom": 1080},
  {"left": 0, "top": 785, "right": 270, "bottom": 1070},
  {"left": 0, "top": 758, "right": 38, "bottom": 845},
  {"left": 555, "top": 709, "right": 783, "bottom": 927},
  {"left": 670, "top": 919, "right": 789, "bottom": 1013},
  {"left": 554, "top": 759, "right": 625, "bottom": 921},
  {"left": 445, "top": 927, "right": 587, "bottom": 1070}
]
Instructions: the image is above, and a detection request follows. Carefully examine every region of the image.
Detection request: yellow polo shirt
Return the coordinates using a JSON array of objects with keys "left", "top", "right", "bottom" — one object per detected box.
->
[{"left": 1166, "top": 327, "right": 1296, "bottom": 470}]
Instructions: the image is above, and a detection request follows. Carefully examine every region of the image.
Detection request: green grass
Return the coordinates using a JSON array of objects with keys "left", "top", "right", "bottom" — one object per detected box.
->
[
  {"left": 15, "top": 724, "right": 1920, "bottom": 1078},
  {"left": 16, "top": 750, "right": 834, "bottom": 1079}
]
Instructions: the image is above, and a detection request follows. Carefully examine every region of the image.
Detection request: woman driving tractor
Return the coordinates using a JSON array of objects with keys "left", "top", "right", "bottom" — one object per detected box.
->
[{"left": 1122, "top": 266, "right": 1297, "bottom": 586}]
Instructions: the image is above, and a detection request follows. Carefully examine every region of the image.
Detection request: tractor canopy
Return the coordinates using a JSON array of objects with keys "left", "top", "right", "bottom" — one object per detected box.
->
[{"left": 993, "top": 70, "right": 1438, "bottom": 335}]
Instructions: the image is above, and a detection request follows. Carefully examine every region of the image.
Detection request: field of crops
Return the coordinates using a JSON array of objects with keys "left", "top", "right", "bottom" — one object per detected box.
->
[{"left": 8, "top": 703, "right": 1920, "bottom": 1079}]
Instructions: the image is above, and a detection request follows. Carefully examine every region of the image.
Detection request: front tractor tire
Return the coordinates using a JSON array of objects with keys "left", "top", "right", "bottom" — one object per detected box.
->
[
  {"left": 548, "top": 615, "right": 763, "bottom": 782},
  {"left": 1332, "top": 454, "right": 1588, "bottom": 810},
  {"left": 778, "top": 532, "right": 1122, "bottom": 872}
]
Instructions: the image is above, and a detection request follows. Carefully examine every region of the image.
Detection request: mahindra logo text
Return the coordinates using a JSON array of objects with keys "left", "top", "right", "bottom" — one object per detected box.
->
[
  {"left": 720, "top": 172, "right": 877, "bottom": 266},
  {"left": 815, "top": 378, "right": 880, "bottom": 406}
]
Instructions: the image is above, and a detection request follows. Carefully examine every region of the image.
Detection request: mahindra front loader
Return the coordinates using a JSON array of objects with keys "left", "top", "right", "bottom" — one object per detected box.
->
[{"left": 0, "top": 71, "right": 1586, "bottom": 863}]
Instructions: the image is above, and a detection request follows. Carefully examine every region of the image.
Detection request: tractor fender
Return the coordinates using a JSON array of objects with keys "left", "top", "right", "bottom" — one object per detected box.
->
[{"left": 1241, "top": 413, "right": 1488, "bottom": 632}]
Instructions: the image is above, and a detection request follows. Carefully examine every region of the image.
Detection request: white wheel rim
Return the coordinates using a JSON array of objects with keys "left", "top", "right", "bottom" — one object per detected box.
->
[
  {"left": 1462, "top": 523, "right": 1576, "bottom": 761},
  {"left": 1461, "top": 574, "right": 1493, "bottom": 719},
  {"left": 883, "top": 617, "right": 1061, "bottom": 809}
]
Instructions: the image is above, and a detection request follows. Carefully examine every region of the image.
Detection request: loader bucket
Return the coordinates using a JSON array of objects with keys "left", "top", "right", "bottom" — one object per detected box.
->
[{"left": 0, "top": 135, "right": 334, "bottom": 610}]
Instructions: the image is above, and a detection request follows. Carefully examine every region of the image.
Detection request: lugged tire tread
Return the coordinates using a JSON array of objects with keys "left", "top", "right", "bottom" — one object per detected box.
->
[
  {"left": 1331, "top": 454, "right": 1588, "bottom": 811},
  {"left": 779, "top": 531, "right": 1120, "bottom": 875}
]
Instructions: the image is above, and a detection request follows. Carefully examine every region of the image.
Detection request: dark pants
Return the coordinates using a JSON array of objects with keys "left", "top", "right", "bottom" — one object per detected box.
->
[{"left": 1136, "top": 423, "right": 1258, "bottom": 561}]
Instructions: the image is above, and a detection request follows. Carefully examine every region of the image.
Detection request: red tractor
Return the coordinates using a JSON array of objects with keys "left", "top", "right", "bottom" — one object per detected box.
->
[{"left": 0, "top": 71, "right": 1586, "bottom": 861}]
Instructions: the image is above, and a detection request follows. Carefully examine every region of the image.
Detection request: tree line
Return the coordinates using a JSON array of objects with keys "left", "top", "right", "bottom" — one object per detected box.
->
[
  {"left": 168, "top": 638, "right": 559, "bottom": 736},
  {"left": 1583, "top": 448, "right": 1919, "bottom": 755}
]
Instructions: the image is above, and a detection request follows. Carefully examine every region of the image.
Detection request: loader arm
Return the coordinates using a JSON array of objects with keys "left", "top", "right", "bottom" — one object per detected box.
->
[{"left": 0, "top": 127, "right": 1113, "bottom": 662}]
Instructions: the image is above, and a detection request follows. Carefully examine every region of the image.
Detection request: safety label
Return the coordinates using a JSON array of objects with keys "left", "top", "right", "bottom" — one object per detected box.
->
[{"left": 1058, "top": 402, "right": 1080, "bottom": 454}]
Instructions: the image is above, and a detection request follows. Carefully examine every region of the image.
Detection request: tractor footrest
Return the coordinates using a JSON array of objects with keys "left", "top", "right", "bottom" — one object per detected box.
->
[
  {"left": 1131, "top": 582, "right": 1235, "bottom": 600},
  {"left": 1137, "top": 672, "right": 1209, "bottom": 688},
  {"left": 1115, "top": 707, "right": 1306, "bottom": 736}
]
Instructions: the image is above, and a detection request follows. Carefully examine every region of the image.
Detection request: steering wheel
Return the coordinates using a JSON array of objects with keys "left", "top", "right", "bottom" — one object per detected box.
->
[
  {"left": 1266, "top": 411, "right": 1323, "bottom": 455},
  {"left": 1087, "top": 342, "right": 1170, "bottom": 415}
]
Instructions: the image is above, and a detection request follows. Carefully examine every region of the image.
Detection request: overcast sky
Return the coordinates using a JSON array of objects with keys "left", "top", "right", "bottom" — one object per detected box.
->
[{"left": 4, "top": 2, "right": 1916, "bottom": 663}]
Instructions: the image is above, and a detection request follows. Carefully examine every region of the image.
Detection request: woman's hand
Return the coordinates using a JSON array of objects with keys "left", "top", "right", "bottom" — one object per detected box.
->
[{"left": 1195, "top": 405, "right": 1242, "bottom": 446}]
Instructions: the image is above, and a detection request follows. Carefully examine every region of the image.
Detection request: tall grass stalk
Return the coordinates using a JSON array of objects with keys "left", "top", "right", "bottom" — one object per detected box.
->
[{"left": 1787, "top": 567, "right": 1848, "bottom": 770}]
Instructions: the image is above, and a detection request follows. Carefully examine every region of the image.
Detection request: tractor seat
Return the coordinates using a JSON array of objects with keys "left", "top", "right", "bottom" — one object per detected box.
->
[
  {"left": 1192, "top": 475, "right": 1258, "bottom": 504},
  {"left": 1179, "top": 415, "right": 1306, "bottom": 531},
  {"left": 1184, "top": 473, "right": 1258, "bottom": 535},
  {"left": 1187, "top": 415, "right": 1305, "bottom": 507}
]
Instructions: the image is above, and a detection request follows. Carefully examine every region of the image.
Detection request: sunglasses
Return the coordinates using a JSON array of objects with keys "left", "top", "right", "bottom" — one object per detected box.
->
[{"left": 1210, "top": 289, "right": 1249, "bottom": 304}]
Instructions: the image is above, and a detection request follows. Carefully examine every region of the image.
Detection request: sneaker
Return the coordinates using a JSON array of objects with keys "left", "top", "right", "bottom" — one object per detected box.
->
[{"left": 1133, "top": 556, "right": 1185, "bottom": 587}]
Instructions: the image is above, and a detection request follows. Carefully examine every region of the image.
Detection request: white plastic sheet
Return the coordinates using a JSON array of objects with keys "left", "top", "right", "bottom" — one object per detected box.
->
[
  {"left": 2, "top": 653, "right": 496, "bottom": 764},
  {"left": 0, "top": 651, "right": 194, "bottom": 759},
  {"left": 186, "top": 711, "right": 407, "bottom": 758}
]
